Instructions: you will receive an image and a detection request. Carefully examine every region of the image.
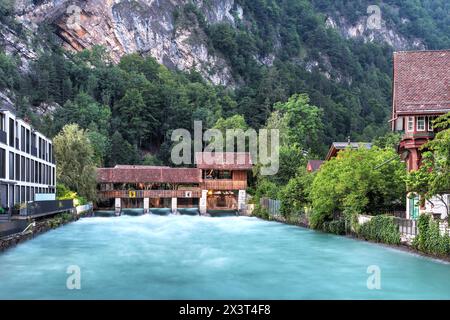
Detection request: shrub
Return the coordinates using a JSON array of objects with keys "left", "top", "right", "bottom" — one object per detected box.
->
[
  {"left": 358, "top": 215, "right": 401, "bottom": 245},
  {"left": 322, "top": 219, "right": 346, "bottom": 235},
  {"left": 252, "top": 204, "right": 270, "bottom": 220},
  {"left": 413, "top": 215, "right": 450, "bottom": 257}
]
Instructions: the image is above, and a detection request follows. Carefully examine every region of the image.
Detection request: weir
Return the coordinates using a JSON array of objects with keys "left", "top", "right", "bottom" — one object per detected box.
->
[{"left": 96, "top": 152, "right": 252, "bottom": 216}]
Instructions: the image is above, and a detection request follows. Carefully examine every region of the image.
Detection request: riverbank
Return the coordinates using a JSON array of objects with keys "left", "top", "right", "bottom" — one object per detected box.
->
[
  {"left": 263, "top": 214, "right": 450, "bottom": 263},
  {"left": 0, "top": 212, "right": 79, "bottom": 252}
]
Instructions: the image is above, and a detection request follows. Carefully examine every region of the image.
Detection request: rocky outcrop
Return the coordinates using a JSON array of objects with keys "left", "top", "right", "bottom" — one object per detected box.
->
[
  {"left": 325, "top": 15, "right": 425, "bottom": 51},
  {"left": 14, "top": 0, "right": 239, "bottom": 85}
]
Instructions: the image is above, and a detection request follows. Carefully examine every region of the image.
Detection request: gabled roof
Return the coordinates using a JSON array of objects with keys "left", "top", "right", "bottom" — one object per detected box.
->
[
  {"left": 195, "top": 152, "right": 253, "bottom": 170},
  {"left": 393, "top": 50, "right": 450, "bottom": 115},
  {"left": 96, "top": 166, "right": 202, "bottom": 184},
  {"left": 325, "top": 142, "right": 372, "bottom": 161}
]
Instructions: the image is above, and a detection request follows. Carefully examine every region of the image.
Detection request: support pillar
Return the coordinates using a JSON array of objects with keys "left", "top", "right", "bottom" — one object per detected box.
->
[
  {"left": 238, "top": 190, "right": 246, "bottom": 214},
  {"left": 171, "top": 198, "right": 177, "bottom": 214},
  {"left": 143, "top": 198, "right": 150, "bottom": 214},
  {"left": 115, "top": 198, "right": 121, "bottom": 216},
  {"left": 200, "top": 190, "right": 208, "bottom": 215}
]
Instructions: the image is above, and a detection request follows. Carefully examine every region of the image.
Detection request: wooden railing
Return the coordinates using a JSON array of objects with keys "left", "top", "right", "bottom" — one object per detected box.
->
[
  {"left": 98, "top": 190, "right": 202, "bottom": 199},
  {"left": 201, "top": 180, "right": 247, "bottom": 190}
]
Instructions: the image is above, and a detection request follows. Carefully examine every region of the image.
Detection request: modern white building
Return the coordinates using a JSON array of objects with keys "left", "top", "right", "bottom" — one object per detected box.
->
[{"left": 0, "top": 103, "right": 56, "bottom": 210}]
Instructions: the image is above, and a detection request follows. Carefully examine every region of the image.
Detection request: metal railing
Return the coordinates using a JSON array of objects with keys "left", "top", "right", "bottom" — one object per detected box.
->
[
  {"left": 394, "top": 217, "right": 418, "bottom": 236},
  {"left": 98, "top": 190, "right": 202, "bottom": 199},
  {"left": 23, "top": 200, "right": 74, "bottom": 217},
  {"left": 260, "top": 198, "right": 281, "bottom": 216}
]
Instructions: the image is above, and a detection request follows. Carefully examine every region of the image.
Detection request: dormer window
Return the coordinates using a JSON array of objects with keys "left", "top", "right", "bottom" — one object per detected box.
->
[{"left": 416, "top": 116, "right": 425, "bottom": 131}]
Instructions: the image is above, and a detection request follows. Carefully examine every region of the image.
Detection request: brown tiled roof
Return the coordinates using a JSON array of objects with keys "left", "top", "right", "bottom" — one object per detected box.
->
[
  {"left": 97, "top": 166, "right": 202, "bottom": 184},
  {"left": 393, "top": 50, "right": 450, "bottom": 115},
  {"left": 195, "top": 152, "right": 253, "bottom": 170}
]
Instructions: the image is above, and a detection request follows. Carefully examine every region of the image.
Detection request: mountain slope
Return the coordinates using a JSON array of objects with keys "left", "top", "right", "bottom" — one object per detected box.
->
[{"left": 0, "top": 0, "right": 449, "bottom": 161}]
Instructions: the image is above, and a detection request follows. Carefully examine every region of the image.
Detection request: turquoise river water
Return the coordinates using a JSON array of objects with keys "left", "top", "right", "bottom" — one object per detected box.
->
[{"left": 0, "top": 215, "right": 449, "bottom": 299}]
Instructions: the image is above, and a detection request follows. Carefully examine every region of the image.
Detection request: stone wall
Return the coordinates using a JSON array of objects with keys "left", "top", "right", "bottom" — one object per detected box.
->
[{"left": 0, "top": 213, "right": 79, "bottom": 252}]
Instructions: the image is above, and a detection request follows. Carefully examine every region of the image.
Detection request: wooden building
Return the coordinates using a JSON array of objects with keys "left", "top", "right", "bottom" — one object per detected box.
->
[
  {"left": 96, "top": 152, "right": 252, "bottom": 215},
  {"left": 391, "top": 50, "right": 450, "bottom": 219},
  {"left": 391, "top": 50, "right": 450, "bottom": 172}
]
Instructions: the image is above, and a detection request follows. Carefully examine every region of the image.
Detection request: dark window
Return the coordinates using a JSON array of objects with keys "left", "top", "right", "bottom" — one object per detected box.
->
[
  {"left": 0, "top": 113, "right": 4, "bottom": 131},
  {"left": 15, "top": 185, "right": 19, "bottom": 203},
  {"left": 31, "top": 160, "right": 34, "bottom": 183},
  {"left": 20, "top": 126, "right": 25, "bottom": 152},
  {"left": 52, "top": 167, "right": 55, "bottom": 186},
  {"left": 26, "top": 128, "right": 30, "bottom": 153},
  {"left": 35, "top": 161, "right": 38, "bottom": 183},
  {"left": 26, "top": 158, "right": 30, "bottom": 182},
  {"left": 20, "top": 156, "right": 25, "bottom": 181},
  {"left": 9, "top": 185, "right": 14, "bottom": 207},
  {"left": 0, "top": 148, "right": 5, "bottom": 179},
  {"left": 9, "top": 152, "right": 14, "bottom": 180},
  {"left": 21, "top": 186, "right": 25, "bottom": 203},
  {"left": 9, "top": 119, "right": 14, "bottom": 147},
  {"left": 26, "top": 186, "right": 30, "bottom": 202},
  {"left": 38, "top": 137, "right": 42, "bottom": 158},
  {"left": 15, "top": 154, "right": 19, "bottom": 181}
]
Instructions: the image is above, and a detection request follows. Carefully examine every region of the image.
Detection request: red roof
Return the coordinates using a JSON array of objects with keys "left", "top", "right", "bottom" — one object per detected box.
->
[
  {"left": 97, "top": 166, "right": 202, "bottom": 184},
  {"left": 195, "top": 152, "right": 253, "bottom": 170},
  {"left": 393, "top": 50, "right": 450, "bottom": 115},
  {"left": 307, "top": 160, "right": 324, "bottom": 172}
]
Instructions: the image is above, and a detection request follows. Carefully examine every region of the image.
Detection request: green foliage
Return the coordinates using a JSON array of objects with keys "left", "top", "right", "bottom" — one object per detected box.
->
[
  {"left": 413, "top": 214, "right": 450, "bottom": 257},
  {"left": 358, "top": 215, "right": 401, "bottom": 245},
  {"left": 279, "top": 167, "right": 314, "bottom": 217},
  {"left": 142, "top": 154, "right": 163, "bottom": 166},
  {"left": 373, "top": 132, "right": 402, "bottom": 150},
  {"left": 53, "top": 124, "right": 97, "bottom": 201},
  {"left": 252, "top": 204, "right": 270, "bottom": 220},
  {"left": 253, "top": 178, "right": 280, "bottom": 204},
  {"left": 274, "top": 94, "right": 325, "bottom": 155},
  {"left": 322, "top": 219, "right": 346, "bottom": 235},
  {"left": 309, "top": 146, "right": 406, "bottom": 229},
  {"left": 107, "top": 131, "right": 140, "bottom": 167},
  {"left": 0, "top": 51, "right": 19, "bottom": 90}
]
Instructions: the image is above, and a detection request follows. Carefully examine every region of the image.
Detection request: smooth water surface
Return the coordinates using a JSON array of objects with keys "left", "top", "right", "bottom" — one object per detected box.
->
[{"left": 0, "top": 215, "right": 449, "bottom": 299}]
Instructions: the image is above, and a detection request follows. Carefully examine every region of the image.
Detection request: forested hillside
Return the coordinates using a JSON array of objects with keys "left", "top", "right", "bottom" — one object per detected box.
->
[{"left": 0, "top": 0, "right": 449, "bottom": 166}]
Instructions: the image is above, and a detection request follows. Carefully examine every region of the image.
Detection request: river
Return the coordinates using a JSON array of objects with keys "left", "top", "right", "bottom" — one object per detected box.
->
[{"left": 0, "top": 215, "right": 449, "bottom": 299}]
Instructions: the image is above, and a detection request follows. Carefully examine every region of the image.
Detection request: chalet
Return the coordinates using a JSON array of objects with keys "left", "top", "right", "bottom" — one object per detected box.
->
[
  {"left": 325, "top": 142, "right": 372, "bottom": 161},
  {"left": 391, "top": 49, "right": 450, "bottom": 219},
  {"left": 96, "top": 152, "right": 252, "bottom": 215},
  {"left": 305, "top": 141, "right": 372, "bottom": 173}
]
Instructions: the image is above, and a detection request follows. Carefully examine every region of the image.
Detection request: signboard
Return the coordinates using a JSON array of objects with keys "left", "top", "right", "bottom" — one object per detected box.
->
[
  {"left": 35, "top": 193, "right": 56, "bottom": 201},
  {"left": 129, "top": 190, "right": 137, "bottom": 198},
  {"left": 185, "top": 191, "right": 193, "bottom": 198}
]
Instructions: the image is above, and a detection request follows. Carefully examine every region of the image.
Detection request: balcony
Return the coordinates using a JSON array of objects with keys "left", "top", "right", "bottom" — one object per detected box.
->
[
  {"left": 201, "top": 180, "right": 247, "bottom": 191},
  {"left": 0, "top": 130, "right": 6, "bottom": 144},
  {"left": 402, "top": 131, "right": 435, "bottom": 140}
]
